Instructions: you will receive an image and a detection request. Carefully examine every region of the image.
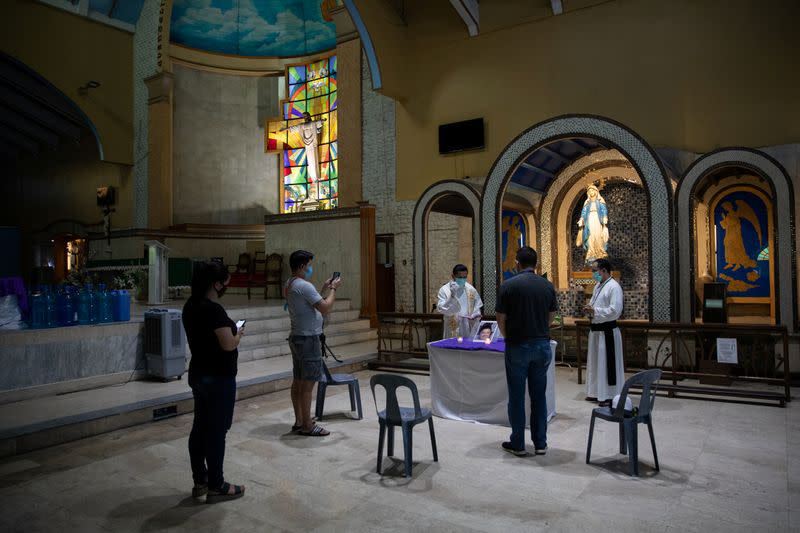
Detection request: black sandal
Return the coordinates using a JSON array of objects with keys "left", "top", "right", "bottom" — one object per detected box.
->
[
  {"left": 192, "top": 482, "right": 208, "bottom": 498},
  {"left": 206, "top": 482, "right": 245, "bottom": 504},
  {"left": 298, "top": 425, "right": 330, "bottom": 437}
]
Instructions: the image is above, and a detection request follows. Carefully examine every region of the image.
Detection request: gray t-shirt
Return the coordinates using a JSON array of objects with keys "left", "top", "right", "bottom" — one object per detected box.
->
[{"left": 286, "top": 278, "right": 324, "bottom": 336}]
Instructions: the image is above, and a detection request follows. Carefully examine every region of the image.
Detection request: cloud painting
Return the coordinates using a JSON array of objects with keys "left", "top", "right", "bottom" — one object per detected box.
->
[{"left": 170, "top": 0, "right": 336, "bottom": 57}]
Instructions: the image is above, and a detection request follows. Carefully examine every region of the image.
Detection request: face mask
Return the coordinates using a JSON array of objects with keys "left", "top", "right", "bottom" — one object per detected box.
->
[
  {"left": 455, "top": 278, "right": 467, "bottom": 288},
  {"left": 592, "top": 271, "right": 603, "bottom": 283},
  {"left": 305, "top": 265, "right": 313, "bottom": 278}
]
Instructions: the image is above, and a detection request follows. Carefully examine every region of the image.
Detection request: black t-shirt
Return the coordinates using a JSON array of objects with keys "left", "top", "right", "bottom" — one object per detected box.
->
[
  {"left": 182, "top": 297, "right": 238, "bottom": 377},
  {"left": 496, "top": 270, "right": 557, "bottom": 343}
]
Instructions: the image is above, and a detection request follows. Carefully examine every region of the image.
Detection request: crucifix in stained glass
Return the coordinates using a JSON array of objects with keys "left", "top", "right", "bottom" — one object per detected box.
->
[{"left": 266, "top": 54, "right": 338, "bottom": 213}]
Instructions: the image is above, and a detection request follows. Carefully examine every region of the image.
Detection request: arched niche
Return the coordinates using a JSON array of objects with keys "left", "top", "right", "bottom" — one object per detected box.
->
[
  {"left": 481, "top": 115, "right": 674, "bottom": 320},
  {"left": 412, "top": 180, "right": 482, "bottom": 313},
  {"left": 677, "top": 149, "right": 795, "bottom": 328}
]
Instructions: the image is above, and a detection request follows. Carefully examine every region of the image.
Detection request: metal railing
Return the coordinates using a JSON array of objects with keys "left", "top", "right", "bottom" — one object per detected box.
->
[{"left": 575, "top": 320, "right": 790, "bottom": 406}]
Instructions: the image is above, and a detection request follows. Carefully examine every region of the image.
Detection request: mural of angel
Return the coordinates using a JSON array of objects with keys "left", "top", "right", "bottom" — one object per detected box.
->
[
  {"left": 501, "top": 213, "right": 524, "bottom": 275},
  {"left": 719, "top": 200, "right": 762, "bottom": 271}
]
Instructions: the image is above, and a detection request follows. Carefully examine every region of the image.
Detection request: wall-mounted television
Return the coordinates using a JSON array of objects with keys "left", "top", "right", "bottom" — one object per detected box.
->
[{"left": 438, "top": 118, "right": 484, "bottom": 154}]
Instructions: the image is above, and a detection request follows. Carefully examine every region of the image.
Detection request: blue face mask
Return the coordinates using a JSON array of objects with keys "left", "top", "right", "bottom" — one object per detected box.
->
[
  {"left": 592, "top": 271, "right": 603, "bottom": 283},
  {"left": 305, "top": 265, "right": 313, "bottom": 278},
  {"left": 455, "top": 278, "right": 467, "bottom": 288}
]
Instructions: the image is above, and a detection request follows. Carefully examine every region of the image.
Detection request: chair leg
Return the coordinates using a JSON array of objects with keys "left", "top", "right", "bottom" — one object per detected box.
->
[
  {"left": 647, "top": 419, "right": 659, "bottom": 472},
  {"left": 586, "top": 413, "right": 596, "bottom": 464},
  {"left": 348, "top": 383, "right": 357, "bottom": 412},
  {"left": 428, "top": 418, "right": 438, "bottom": 462},
  {"left": 619, "top": 422, "right": 627, "bottom": 455},
  {"left": 377, "top": 420, "right": 386, "bottom": 475},
  {"left": 626, "top": 420, "right": 639, "bottom": 477},
  {"left": 247, "top": 286, "right": 251, "bottom": 300},
  {"left": 315, "top": 383, "right": 326, "bottom": 420},
  {"left": 402, "top": 424, "right": 413, "bottom": 478},
  {"left": 354, "top": 381, "right": 363, "bottom": 420},
  {"left": 387, "top": 425, "right": 395, "bottom": 457}
]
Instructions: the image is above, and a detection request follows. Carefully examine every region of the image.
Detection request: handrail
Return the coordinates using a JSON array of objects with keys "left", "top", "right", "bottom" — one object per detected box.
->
[{"left": 574, "top": 320, "right": 790, "bottom": 406}]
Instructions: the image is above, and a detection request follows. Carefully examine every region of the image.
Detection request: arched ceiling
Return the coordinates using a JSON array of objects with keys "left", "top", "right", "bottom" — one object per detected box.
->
[
  {"left": 510, "top": 138, "right": 606, "bottom": 193},
  {"left": 170, "top": 0, "right": 337, "bottom": 57}
]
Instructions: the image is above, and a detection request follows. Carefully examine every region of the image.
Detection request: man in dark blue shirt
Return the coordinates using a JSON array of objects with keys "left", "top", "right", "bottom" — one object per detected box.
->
[{"left": 495, "top": 246, "right": 557, "bottom": 456}]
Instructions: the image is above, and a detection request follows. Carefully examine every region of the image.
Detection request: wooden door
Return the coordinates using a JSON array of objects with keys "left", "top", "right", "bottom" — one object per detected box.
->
[{"left": 375, "top": 234, "right": 395, "bottom": 312}]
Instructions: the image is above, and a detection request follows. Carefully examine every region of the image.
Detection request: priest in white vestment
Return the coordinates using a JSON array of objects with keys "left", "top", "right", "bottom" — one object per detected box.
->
[
  {"left": 436, "top": 264, "right": 483, "bottom": 339},
  {"left": 582, "top": 258, "right": 624, "bottom": 406}
]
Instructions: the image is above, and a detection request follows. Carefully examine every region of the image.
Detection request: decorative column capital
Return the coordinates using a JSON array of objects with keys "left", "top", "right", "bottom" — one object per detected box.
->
[{"left": 144, "top": 72, "right": 174, "bottom": 105}]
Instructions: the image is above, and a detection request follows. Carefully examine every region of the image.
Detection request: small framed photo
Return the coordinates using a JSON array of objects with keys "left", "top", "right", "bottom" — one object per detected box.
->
[{"left": 473, "top": 321, "right": 500, "bottom": 343}]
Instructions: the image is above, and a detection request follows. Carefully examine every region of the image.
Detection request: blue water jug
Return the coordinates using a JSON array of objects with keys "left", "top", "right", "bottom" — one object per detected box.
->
[
  {"left": 30, "top": 288, "right": 46, "bottom": 329},
  {"left": 87, "top": 283, "right": 99, "bottom": 324},
  {"left": 78, "top": 285, "right": 91, "bottom": 325},
  {"left": 44, "top": 286, "right": 58, "bottom": 328},
  {"left": 56, "top": 286, "right": 74, "bottom": 327},
  {"left": 97, "top": 284, "right": 112, "bottom": 323},
  {"left": 112, "top": 290, "right": 131, "bottom": 322}
]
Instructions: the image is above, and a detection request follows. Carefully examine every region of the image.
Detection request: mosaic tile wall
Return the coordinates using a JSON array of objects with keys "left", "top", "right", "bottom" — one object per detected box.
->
[
  {"left": 481, "top": 117, "right": 673, "bottom": 321},
  {"left": 132, "top": 0, "right": 160, "bottom": 228},
  {"left": 556, "top": 288, "right": 649, "bottom": 319},
  {"left": 570, "top": 181, "right": 650, "bottom": 293}
]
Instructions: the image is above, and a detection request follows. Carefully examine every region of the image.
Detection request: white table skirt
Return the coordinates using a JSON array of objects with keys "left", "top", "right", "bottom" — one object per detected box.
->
[{"left": 428, "top": 340, "right": 557, "bottom": 426}]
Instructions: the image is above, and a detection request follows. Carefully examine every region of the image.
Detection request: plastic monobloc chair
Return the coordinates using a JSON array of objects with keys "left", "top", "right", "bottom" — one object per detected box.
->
[
  {"left": 315, "top": 361, "right": 363, "bottom": 420},
  {"left": 370, "top": 374, "right": 438, "bottom": 477},
  {"left": 586, "top": 368, "right": 662, "bottom": 476}
]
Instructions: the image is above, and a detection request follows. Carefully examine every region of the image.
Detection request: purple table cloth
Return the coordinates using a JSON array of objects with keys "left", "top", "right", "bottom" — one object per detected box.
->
[
  {"left": 0, "top": 276, "right": 28, "bottom": 316},
  {"left": 430, "top": 337, "right": 505, "bottom": 353}
]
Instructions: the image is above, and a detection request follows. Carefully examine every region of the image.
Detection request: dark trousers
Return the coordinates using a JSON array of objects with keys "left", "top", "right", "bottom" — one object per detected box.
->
[
  {"left": 188, "top": 374, "right": 236, "bottom": 490},
  {"left": 505, "top": 339, "right": 551, "bottom": 450}
]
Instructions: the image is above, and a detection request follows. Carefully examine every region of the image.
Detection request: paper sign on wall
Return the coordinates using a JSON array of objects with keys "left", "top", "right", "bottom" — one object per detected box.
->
[{"left": 716, "top": 338, "right": 738, "bottom": 364}]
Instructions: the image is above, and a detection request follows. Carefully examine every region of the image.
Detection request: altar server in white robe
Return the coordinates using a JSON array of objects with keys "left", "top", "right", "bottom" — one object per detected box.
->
[
  {"left": 582, "top": 258, "right": 624, "bottom": 406},
  {"left": 436, "top": 264, "right": 483, "bottom": 339}
]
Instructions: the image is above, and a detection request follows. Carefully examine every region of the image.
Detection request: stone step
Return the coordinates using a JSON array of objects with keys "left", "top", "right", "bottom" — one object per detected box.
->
[
  {"left": 229, "top": 299, "right": 352, "bottom": 321},
  {"left": 238, "top": 319, "right": 372, "bottom": 348},
  {"left": 239, "top": 309, "right": 361, "bottom": 335},
  {"left": 238, "top": 328, "right": 377, "bottom": 363}
]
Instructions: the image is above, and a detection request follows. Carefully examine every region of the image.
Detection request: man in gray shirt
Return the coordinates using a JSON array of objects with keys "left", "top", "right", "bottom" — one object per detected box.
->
[{"left": 285, "top": 250, "right": 342, "bottom": 436}]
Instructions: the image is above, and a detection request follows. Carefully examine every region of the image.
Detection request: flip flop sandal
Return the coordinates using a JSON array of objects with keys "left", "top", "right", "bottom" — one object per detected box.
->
[
  {"left": 298, "top": 425, "right": 330, "bottom": 437},
  {"left": 291, "top": 417, "right": 317, "bottom": 432},
  {"left": 206, "top": 482, "right": 245, "bottom": 504}
]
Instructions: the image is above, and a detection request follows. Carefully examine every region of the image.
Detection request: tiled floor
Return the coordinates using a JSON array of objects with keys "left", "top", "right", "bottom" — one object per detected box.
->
[{"left": 0, "top": 367, "right": 796, "bottom": 532}]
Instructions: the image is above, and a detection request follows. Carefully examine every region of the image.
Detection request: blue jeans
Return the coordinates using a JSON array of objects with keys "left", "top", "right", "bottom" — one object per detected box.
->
[
  {"left": 188, "top": 374, "right": 236, "bottom": 490},
  {"left": 505, "top": 340, "right": 551, "bottom": 450}
]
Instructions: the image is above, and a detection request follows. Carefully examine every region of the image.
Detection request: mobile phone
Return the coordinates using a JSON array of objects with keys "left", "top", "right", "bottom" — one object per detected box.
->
[
  {"left": 332, "top": 271, "right": 341, "bottom": 281},
  {"left": 236, "top": 319, "right": 246, "bottom": 330}
]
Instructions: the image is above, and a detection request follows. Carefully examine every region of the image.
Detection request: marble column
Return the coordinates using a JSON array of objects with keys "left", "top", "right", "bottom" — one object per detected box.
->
[{"left": 144, "top": 71, "right": 174, "bottom": 229}]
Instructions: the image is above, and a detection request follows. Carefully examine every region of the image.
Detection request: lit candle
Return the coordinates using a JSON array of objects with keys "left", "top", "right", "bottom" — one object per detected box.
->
[
  {"left": 457, "top": 337, "right": 463, "bottom": 343},
  {"left": 484, "top": 338, "right": 491, "bottom": 345}
]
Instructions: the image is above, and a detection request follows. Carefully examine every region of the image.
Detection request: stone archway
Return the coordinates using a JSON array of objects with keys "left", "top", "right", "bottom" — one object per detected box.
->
[
  {"left": 480, "top": 115, "right": 674, "bottom": 320},
  {"left": 412, "top": 180, "right": 482, "bottom": 313},
  {"left": 676, "top": 148, "right": 796, "bottom": 328}
]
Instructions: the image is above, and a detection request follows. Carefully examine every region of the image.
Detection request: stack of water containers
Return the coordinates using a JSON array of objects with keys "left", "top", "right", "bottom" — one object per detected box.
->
[{"left": 29, "top": 283, "right": 131, "bottom": 329}]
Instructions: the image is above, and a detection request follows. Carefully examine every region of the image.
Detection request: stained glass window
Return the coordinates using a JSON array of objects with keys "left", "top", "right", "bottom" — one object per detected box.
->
[{"left": 266, "top": 54, "right": 339, "bottom": 213}]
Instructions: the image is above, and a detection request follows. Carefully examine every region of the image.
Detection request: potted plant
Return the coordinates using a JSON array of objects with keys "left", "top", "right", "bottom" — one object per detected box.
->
[{"left": 112, "top": 269, "right": 148, "bottom": 301}]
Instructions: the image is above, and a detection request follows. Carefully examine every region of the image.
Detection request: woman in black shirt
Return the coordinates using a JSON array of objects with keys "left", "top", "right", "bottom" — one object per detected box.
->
[{"left": 182, "top": 260, "right": 245, "bottom": 503}]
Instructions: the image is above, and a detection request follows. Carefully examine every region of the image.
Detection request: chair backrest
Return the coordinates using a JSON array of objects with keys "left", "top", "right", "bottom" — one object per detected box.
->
[
  {"left": 322, "top": 360, "right": 333, "bottom": 382},
  {"left": 265, "top": 253, "right": 282, "bottom": 281},
  {"left": 615, "top": 368, "right": 662, "bottom": 418},
  {"left": 236, "top": 253, "right": 251, "bottom": 273},
  {"left": 370, "top": 374, "right": 423, "bottom": 424}
]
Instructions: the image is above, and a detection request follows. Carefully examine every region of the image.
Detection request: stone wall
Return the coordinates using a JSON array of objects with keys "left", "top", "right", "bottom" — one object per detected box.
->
[
  {"left": 426, "top": 213, "right": 473, "bottom": 311},
  {"left": 172, "top": 64, "right": 281, "bottom": 224}
]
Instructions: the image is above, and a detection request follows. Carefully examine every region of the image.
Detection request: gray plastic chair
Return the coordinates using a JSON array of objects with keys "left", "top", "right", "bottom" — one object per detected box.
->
[
  {"left": 370, "top": 374, "right": 438, "bottom": 477},
  {"left": 586, "top": 368, "right": 662, "bottom": 476},
  {"left": 315, "top": 361, "right": 363, "bottom": 420}
]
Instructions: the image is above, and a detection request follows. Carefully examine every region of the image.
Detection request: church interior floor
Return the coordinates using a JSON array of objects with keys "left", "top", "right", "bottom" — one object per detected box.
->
[{"left": 0, "top": 367, "right": 796, "bottom": 532}]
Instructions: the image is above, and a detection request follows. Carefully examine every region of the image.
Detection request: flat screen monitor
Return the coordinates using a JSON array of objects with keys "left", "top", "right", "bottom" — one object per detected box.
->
[{"left": 438, "top": 118, "right": 484, "bottom": 154}]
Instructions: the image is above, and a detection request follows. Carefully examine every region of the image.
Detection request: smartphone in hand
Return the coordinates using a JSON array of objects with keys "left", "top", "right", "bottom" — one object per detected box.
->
[
  {"left": 331, "top": 271, "right": 341, "bottom": 281},
  {"left": 236, "top": 319, "right": 246, "bottom": 331}
]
